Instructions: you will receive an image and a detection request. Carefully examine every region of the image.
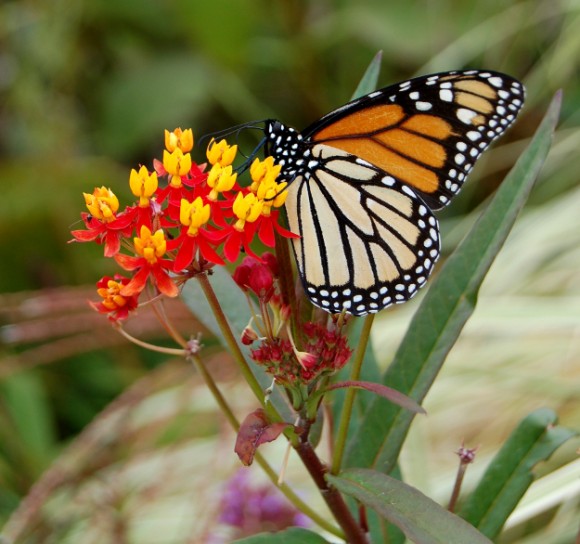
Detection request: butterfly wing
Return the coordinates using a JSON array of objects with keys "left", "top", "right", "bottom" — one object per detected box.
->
[
  {"left": 284, "top": 144, "right": 440, "bottom": 315},
  {"left": 303, "top": 70, "right": 525, "bottom": 210}
]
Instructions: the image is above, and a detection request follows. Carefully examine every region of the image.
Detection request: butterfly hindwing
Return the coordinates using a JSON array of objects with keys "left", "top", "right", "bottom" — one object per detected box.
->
[
  {"left": 304, "top": 70, "right": 525, "bottom": 210},
  {"left": 284, "top": 144, "right": 440, "bottom": 316}
]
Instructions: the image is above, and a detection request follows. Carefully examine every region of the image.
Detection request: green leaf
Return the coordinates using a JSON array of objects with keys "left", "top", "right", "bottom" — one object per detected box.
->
[
  {"left": 351, "top": 51, "right": 383, "bottom": 99},
  {"left": 233, "top": 527, "right": 331, "bottom": 543},
  {"left": 344, "top": 91, "right": 562, "bottom": 472},
  {"left": 328, "top": 469, "right": 492, "bottom": 544},
  {"left": 181, "top": 267, "right": 250, "bottom": 343},
  {"left": 459, "top": 408, "right": 576, "bottom": 539},
  {"left": 0, "top": 373, "right": 56, "bottom": 469}
]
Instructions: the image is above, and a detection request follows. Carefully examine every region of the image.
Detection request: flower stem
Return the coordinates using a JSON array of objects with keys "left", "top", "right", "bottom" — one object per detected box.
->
[
  {"left": 115, "top": 325, "right": 187, "bottom": 356},
  {"left": 196, "top": 272, "right": 265, "bottom": 403},
  {"left": 330, "top": 313, "right": 375, "bottom": 475},
  {"left": 274, "top": 232, "right": 299, "bottom": 328},
  {"left": 295, "top": 435, "right": 367, "bottom": 543}
]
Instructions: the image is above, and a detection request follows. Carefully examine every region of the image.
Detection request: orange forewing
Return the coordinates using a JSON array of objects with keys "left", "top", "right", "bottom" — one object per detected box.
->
[{"left": 311, "top": 108, "right": 455, "bottom": 195}]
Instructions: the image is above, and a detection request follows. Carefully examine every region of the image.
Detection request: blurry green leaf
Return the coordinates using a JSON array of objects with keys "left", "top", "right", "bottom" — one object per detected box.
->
[
  {"left": 233, "top": 527, "right": 331, "bottom": 543},
  {"left": 366, "top": 464, "right": 405, "bottom": 544},
  {"left": 459, "top": 408, "right": 576, "bottom": 539},
  {"left": 0, "top": 373, "right": 56, "bottom": 468},
  {"left": 328, "top": 469, "right": 492, "bottom": 544},
  {"left": 181, "top": 267, "right": 249, "bottom": 340},
  {"left": 351, "top": 51, "right": 383, "bottom": 99},
  {"left": 96, "top": 55, "right": 211, "bottom": 158},
  {"left": 344, "top": 92, "right": 562, "bottom": 472}
]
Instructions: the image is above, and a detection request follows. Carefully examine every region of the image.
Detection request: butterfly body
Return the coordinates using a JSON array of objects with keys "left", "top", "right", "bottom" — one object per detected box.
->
[{"left": 265, "top": 70, "right": 525, "bottom": 316}]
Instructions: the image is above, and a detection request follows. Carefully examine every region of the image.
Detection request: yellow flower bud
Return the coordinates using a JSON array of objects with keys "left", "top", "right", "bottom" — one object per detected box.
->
[
  {"left": 179, "top": 197, "right": 211, "bottom": 236},
  {"left": 165, "top": 128, "right": 194, "bottom": 153},
  {"left": 83, "top": 187, "right": 119, "bottom": 222},
  {"left": 206, "top": 139, "right": 238, "bottom": 167},
  {"left": 134, "top": 225, "right": 167, "bottom": 264},
  {"left": 129, "top": 166, "right": 158, "bottom": 206},
  {"left": 232, "top": 192, "right": 263, "bottom": 231}
]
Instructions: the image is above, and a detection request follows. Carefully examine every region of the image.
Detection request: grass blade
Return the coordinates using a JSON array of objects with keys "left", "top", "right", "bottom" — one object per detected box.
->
[{"left": 459, "top": 408, "right": 575, "bottom": 539}]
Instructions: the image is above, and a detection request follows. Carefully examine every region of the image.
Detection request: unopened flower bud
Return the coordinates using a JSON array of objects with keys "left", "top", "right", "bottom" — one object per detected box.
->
[{"left": 241, "top": 326, "right": 259, "bottom": 345}]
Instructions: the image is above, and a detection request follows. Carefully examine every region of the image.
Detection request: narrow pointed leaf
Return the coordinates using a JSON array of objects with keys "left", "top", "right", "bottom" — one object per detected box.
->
[
  {"left": 325, "top": 380, "right": 425, "bottom": 414},
  {"left": 345, "top": 92, "right": 562, "bottom": 471},
  {"left": 351, "top": 51, "right": 383, "bottom": 99},
  {"left": 233, "top": 528, "right": 331, "bottom": 543},
  {"left": 328, "top": 469, "right": 492, "bottom": 544},
  {"left": 459, "top": 408, "right": 576, "bottom": 538}
]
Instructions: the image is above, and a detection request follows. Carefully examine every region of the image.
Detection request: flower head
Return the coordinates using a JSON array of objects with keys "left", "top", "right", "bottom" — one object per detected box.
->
[
  {"left": 90, "top": 275, "right": 139, "bottom": 321},
  {"left": 115, "top": 225, "right": 178, "bottom": 297},
  {"left": 83, "top": 187, "right": 119, "bottom": 222},
  {"left": 129, "top": 166, "right": 158, "bottom": 207},
  {"left": 163, "top": 148, "right": 192, "bottom": 181},
  {"left": 207, "top": 138, "right": 238, "bottom": 167},
  {"left": 207, "top": 164, "right": 238, "bottom": 201},
  {"left": 165, "top": 128, "right": 194, "bottom": 153}
]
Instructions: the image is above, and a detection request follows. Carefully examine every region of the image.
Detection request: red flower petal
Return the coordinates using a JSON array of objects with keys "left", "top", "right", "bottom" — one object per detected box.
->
[
  {"left": 173, "top": 235, "right": 196, "bottom": 272},
  {"left": 198, "top": 236, "right": 225, "bottom": 265},
  {"left": 152, "top": 266, "right": 179, "bottom": 297},
  {"left": 258, "top": 217, "right": 275, "bottom": 247},
  {"left": 120, "top": 267, "right": 149, "bottom": 296},
  {"left": 114, "top": 254, "right": 143, "bottom": 271}
]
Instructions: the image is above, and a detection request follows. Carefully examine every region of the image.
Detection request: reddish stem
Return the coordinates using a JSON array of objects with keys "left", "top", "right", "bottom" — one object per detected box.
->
[{"left": 294, "top": 428, "right": 367, "bottom": 543}]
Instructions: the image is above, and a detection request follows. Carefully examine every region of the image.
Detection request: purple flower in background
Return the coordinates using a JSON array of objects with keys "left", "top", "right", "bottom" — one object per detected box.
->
[{"left": 209, "top": 469, "right": 310, "bottom": 541}]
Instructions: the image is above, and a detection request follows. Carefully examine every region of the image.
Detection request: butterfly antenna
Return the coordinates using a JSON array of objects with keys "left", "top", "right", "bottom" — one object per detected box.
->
[
  {"left": 197, "top": 120, "right": 269, "bottom": 149},
  {"left": 235, "top": 135, "right": 268, "bottom": 174}
]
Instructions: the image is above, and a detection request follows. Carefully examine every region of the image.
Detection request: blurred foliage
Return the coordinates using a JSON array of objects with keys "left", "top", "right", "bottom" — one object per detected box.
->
[{"left": 0, "top": 0, "right": 579, "bottom": 542}]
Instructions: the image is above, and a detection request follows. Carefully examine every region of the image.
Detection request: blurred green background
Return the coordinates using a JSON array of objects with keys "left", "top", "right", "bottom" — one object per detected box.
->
[{"left": 1, "top": 0, "right": 579, "bottom": 542}]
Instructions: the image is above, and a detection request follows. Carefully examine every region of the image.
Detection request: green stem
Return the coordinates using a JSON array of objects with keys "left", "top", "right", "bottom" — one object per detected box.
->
[
  {"left": 196, "top": 272, "right": 265, "bottom": 403},
  {"left": 330, "top": 314, "right": 375, "bottom": 475},
  {"left": 115, "top": 326, "right": 187, "bottom": 356}
]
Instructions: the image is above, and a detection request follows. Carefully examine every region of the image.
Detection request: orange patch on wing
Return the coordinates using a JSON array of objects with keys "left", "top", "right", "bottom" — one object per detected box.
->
[
  {"left": 313, "top": 105, "right": 405, "bottom": 140},
  {"left": 375, "top": 129, "right": 446, "bottom": 168},
  {"left": 326, "top": 139, "right": 439, "bottom": 194},
  {"left": 454, "top": 80, "right": 497, "bottom": 99},
  {"left": 455, "top": 92, "right": 493, "bottom": 114},
  {"left": 402, "top": 114, "right": 454, "bottom": 139}
]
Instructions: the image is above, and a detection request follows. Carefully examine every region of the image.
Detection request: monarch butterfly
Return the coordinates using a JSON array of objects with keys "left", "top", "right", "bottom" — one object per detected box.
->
[{"left": 263, "top": 70, "right": 525, "bottom": 316}]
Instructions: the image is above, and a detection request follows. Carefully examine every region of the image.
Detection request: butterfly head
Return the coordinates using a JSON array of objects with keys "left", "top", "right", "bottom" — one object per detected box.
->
[{"left": 265, "top": 120, "right": 307, "bottom": 181}]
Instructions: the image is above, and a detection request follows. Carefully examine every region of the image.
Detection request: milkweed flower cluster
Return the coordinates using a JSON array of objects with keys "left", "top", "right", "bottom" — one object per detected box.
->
[
  {"left": 71, "top": 128, "right": 296, "bottom": 321},
  {"left": 71, "top": 127, "right": 354, "bottom": 419},
  {"left": 233, "top": 254, "right": 352, "bottom": 389}
]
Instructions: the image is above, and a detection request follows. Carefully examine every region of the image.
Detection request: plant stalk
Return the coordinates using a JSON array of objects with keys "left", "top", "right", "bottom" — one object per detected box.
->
[
  {"left": 295, "top": 437, "right": 367, "bottom": 543},
  {"left": 331, "top": 314, "right": 374, "bottom": 474}
]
